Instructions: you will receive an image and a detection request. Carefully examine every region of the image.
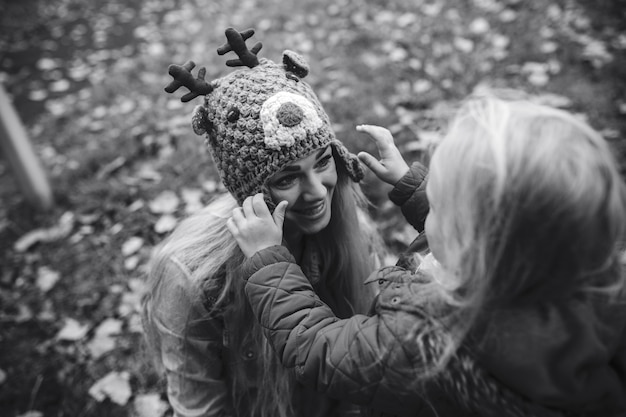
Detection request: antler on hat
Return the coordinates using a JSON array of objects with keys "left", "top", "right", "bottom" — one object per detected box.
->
[{"left": 217, "top": 28, "right": 263, "bottom": 68}]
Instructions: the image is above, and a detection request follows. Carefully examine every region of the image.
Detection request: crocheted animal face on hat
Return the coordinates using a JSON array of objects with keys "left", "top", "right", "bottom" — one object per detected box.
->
[{"left": 165, "top": 28, "right": 364, "bottom": 204}]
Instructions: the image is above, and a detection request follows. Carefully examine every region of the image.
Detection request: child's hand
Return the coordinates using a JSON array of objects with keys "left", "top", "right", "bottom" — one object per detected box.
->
[
  {"left": 356, "top": 124, "right": 410, "bottom": 186},
  {"left": 227, "top": 193, "right": 288, "bottom": 258}
]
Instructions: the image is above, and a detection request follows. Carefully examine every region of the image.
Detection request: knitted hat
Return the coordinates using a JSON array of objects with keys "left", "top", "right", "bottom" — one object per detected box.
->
[{"left": 165, "top": 28, "right": 364, "bottom": 205}]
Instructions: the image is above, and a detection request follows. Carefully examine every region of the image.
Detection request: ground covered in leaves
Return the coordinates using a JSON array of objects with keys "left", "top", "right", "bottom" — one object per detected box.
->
[{"left": 0, "top": 0, "right": 625, "bottom": 416}]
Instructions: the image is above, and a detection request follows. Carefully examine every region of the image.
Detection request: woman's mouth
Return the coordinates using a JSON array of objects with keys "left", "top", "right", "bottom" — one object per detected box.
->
[{"left": 293, "top": 200, "right": 326, "bottom": 218}]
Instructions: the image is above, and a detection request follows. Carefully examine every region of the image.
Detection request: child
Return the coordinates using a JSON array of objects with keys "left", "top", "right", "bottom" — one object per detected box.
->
[{"left": 227, "top": 96, "right": 626, "bottom": 416}]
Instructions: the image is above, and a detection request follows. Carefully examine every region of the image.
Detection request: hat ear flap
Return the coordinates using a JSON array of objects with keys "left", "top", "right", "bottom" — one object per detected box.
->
[
  {"left": 331, "top": 141, "right": 364, "bottom": 182},
  {"left": 192, "top": 105, "right": 211, "bottom": 135}
]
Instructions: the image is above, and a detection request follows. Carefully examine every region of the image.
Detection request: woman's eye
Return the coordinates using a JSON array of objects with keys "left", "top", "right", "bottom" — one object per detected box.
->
[
  {"left": 273, "top": 176, "right": 297, "bottom": 189},
  {"left": 316, "top": 155, "right": 332, "bottom": 169}
]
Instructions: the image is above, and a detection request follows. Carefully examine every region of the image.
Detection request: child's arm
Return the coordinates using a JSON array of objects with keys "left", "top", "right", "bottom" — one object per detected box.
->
[
  {"left": 241, "top": 245, "right": 440, "bottom": 413},
  {"left": 357, "top": 124, "right": 429, "bottom": 232}
]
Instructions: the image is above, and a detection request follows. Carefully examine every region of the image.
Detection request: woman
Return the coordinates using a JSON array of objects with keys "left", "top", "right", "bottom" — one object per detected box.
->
[{"left": 141, "top": 28, "right": 384, "bottom": 417}]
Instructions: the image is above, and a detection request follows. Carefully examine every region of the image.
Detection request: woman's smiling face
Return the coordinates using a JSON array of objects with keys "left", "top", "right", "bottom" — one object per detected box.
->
[{"left": 268, "top": 146, "right": 337, "bottom": 236}]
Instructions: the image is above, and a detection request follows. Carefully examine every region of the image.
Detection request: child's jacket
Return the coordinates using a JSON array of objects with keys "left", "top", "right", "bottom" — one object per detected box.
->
[{"left": 241, "top": 162, "right": 626, "bottom": 417}]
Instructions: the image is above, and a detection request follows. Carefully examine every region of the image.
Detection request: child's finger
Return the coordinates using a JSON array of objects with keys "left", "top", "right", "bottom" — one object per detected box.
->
[
  {"left": 356, "top": 124, "right": 394, "bottom": 147},
  {"left": 231, "top": 207, "right": 245, "bottom": 226},
  {"left": 251, "top": 193, "right": 271, "bottom": 218},
  {"left": 226, "top": 217, "right": 238, "bottom": 237},
  {"left": 358, "top": 151, "right": 385, "bottom": 174},
  {"left": 272, "top": 200, "right": 288, "bottom": 229},
  {"left": 242, "top": 195, "right": 256, "bottom": 217}
]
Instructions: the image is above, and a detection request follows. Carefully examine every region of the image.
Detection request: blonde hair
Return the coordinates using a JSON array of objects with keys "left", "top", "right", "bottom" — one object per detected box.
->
[
  {"left": 141, "top": 160, "right": 380, "bottom": 417},
  {"left": 417, "top": 96, "right": 626, "bottom": 368}
]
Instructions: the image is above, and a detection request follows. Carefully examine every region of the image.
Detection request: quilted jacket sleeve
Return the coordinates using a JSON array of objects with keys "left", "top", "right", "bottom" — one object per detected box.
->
[
  {"left": 150, "top": 258, "right": 234, "bottom": 417},
  {"left": 388, "top": 161, "right": 429, "bottom": 232}
]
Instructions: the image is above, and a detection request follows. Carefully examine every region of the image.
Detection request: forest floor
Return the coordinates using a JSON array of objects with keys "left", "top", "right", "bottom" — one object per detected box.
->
[{"left": 0, "top": 0, "right": 625, "bottom": 416}]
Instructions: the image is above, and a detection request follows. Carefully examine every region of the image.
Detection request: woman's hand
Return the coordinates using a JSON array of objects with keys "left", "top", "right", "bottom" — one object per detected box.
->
[
  {"left": 227, "top": 193, "right": 288, "bottom": 258},
  {"left": 356, "top": 124, "right": 410, "bottom": 186}
]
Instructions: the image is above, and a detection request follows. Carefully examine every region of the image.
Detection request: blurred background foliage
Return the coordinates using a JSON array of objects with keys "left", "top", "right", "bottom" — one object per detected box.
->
[{"left": 0, "top": 0, "right": 625, "bottom": 416}]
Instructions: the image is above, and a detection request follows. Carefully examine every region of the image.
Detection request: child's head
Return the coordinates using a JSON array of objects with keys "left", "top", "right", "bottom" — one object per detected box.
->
[{"left": 427, "top": 96, "right": 626, "bottom": 306}]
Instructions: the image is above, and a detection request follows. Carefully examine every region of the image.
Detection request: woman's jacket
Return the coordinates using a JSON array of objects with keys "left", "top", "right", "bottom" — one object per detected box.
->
[{"left": 145, "top": 210, "right": 382, "bottom": 417}]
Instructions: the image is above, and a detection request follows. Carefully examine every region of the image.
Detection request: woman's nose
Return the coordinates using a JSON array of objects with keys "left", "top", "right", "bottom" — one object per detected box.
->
[{"left": 302, "top": 174, "right": 326, "bottom": 199}]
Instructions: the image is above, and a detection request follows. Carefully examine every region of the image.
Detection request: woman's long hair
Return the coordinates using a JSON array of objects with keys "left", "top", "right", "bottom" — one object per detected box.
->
[
  {"left": 410, "top": 96, "right": 626, "bottom": 371},
  {"left": 141, "top": 160, "right": 381, "bottom": 417}
]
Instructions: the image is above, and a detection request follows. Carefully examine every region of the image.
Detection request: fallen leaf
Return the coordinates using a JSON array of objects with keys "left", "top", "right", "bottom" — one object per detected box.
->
[
  {"left": 88, "top": 371, "right": 132, "bottom": 405},
  {"left": 124, "top": 255, "right": 140, "bottom": 271},
  {"left": 181, "top": 187, "right": 203, "bottom": 209},
  {"left": 469, "top": 17, "right": 490, "bottom": 35},
  {"left": 540, "top": 41, "right": 558, "bottom": 54},
  {"left": 528, "top": 71, "right": 549, "bottom": 86},
  {"left": 37, "top": 300, "right": 56, "bottom": 322},
  {"left": 14, "top": 212, "right": 75, "bottom": 252},
  {"left": 128, "top": 200, "right": 145, "bottom": 212},
  {"left": 499, "top": 9, "right": 517, "bottom": 22},
  {"left": 56, "top": 318, "right": 89, "bottom": 341},
  {"left": 453, "top": 37, "right": 474, "bottom": 53},
  {"left": 87, "top": 334, "right": 117, "bottom": 359},
  {"left": 412, "top": 78, "right": 433, "bottom": 95},
  {"left": 16, "top": 412, "right": 43, "bottom": 417},
  {"left": 136, "top": 164, "right": 162, "bottom": 182},
  {"left": 96, "top": 156, "right": 126, "bottom": 179},
  {"left": 28, "top": 89, "right": 48, "bottom": 101},
  {"left": 15, "top": 304, "right": 34, "bottom": 323},
  {"left": 118, "top": 278, "right": 146, "bottom": 317},
  {"left": 117, "top": 99, "right": 136, "bottom": 114},
  {"left": 110, "top": 223, "right": 124, "bottom": 235},
  {"left": 36, "top": 266, "right": 60, "bottom": 292},
  {"left": 77, "top": 213, "right": 100, "bottom": 224},
  {"left": 134, "top": 393, "right": 169, "bottom": 417},
  {"left": 154, "top": 214, "right": 177, "bottom": 234},
  {"left": 521, "top": 62, "right": 550, "bottom": 86},
  {"left": 148, "top": 191, "right": 179, "bottom": 214},
  {"left": 122, "top": 237, "right": 144, "bottom": 256},
  {"left": 127, "top": 313, "right": 143, "bottom": 333},
  {"left": 582, "top": 38, "right": 613, "bottom": 68},
  {"left": 37, "top": 57, "right": 60, "bottom": 70},
  {"left": 94, "top": 318, "right": 123, "bottom": 336},
  {"left": 50, "top": 79, "right": 70, "bottom": 93}
]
